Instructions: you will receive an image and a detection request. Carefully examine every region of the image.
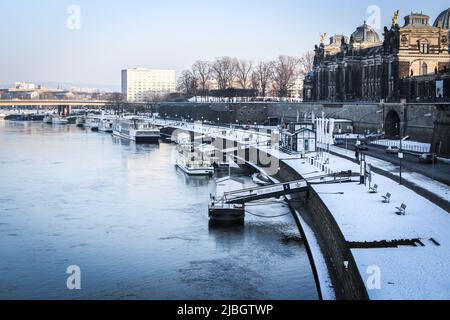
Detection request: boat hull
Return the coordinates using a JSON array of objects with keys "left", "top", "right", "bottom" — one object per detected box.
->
[
  {"left": 76, "top": 118, "right": 85, "bottom": 127},
  {"left": 52, "top": 118, "right": 68, "bottom": 125},
  {"left": 208, "top": 206, "right": 245, "bottom": 225},
  {"left": 99, "top": 121, "right": 114, "bottom": 133},
  {"left": 98, "top": 124, "right": 113, "bottom": 133},
  {"left": 113, "top": 131, "right": 160, "bottom": 144},
  {"left": 176, "top": 156, "right": 214, "bottom": 176},
  {"left": 135, "top": 136, "right": 160, "bottom": 144},
  {"left": 177, "top": 164, "right": 214, "bottom": 176},
  {"left": 43, "top": 116, "right": 53, "bottom": 124},
  {"left": 99, "top": 129, "right": 113, "bottom": 133}
]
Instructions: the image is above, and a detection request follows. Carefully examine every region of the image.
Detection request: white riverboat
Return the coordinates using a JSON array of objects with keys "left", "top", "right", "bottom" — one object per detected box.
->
[
  {"left": 51, "top": 116, "right": 68, "bottom": 125},
  {"left": 0, "top": 113, "right": 6, "bottom": 120},
  {"left": 113, "top": 118, "right": 160, "bottom": 143},
  {"left": 208, "top": 177, "right": 246, "bottom": 225},
  {"left": 98, "top": 114, "right": 116, "bottom": 133},
  {"left": 175, "top": 143, "right": 215, "bottom": 176},
  {"left": 43, "top": 114, "right": 53, "bottom": 124},
  {"left": 76, "top": 116, "right": 86, "bottom": 127},
  {"left": 98, "top": 119, "right": 114, "bottom": 133},
  {"left": 85, "top": 117, "right": 100, "bottom": 131}
]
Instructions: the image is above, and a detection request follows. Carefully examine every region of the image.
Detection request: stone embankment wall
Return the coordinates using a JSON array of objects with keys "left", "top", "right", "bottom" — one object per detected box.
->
[
  {"left": 272, "top": 156, "right": 369, "bottom": 300},
  {"left": 159, "top": 102, "right": 445, "bottom": 149}
]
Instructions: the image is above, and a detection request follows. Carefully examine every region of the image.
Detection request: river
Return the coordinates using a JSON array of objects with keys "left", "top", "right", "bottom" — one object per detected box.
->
[{"left": 0, "top": 120, "right": 318, "bottom": 300}]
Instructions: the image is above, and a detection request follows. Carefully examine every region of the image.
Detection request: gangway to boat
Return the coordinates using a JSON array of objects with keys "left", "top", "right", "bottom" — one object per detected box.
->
[
  {"left": 222, "top": 172, "right": 355, "bottom": 205},
  {"left": 222, "top": 179, "right": 308, "bottom": 204}
]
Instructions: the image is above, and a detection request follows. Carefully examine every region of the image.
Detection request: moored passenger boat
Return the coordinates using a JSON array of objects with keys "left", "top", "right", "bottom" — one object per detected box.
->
[
  {"left": 113, "top": 118, "right": 160, "bottom": 143},
  {"left": 76, "top": 116, "right": 86, "bottom": 127},
  {"left": 208, "top": 177, "right": 246, "bottom": 225},
  {"left": 43, "top": 115, "right": 53, "bottom": 124},
  {"left": 175, "top": 143, "right": 215, "bottom": 176},
  {"left": 98, "top": 114, "right": 115, "bottom": 133},
  {"left": 85, "top": 117, "right": 100, "bottom": 131},
  {"left": 51, "top": 116, "right": 68, "bottom": 125}
]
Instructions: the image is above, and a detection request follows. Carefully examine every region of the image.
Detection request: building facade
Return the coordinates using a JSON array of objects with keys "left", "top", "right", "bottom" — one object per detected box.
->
[
  {"left": 304, "top": 8, "right": 450, "bottom": 102},
  {"left": 281, "top": 122, "right": 317, "bottom": 154},
  {"left": 121, "top": 68, "right": 176, "bottom": 102},
  {"left": 14, "top": 82, "right": 36, "bottom": 90}
]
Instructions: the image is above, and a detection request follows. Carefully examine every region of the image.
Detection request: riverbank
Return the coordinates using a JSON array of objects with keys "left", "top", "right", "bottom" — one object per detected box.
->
[
  {"left": 263, "top": 145, "right": 450, "bottom": 300},
  {"left": 160, "top": 121, "right": 367, "bottom": 300},
  {"left": 251, "top": 148, "right": 368, "bottom": 300},
  {"left": 158, "top": 120, "right": 450, "bottom": 300}
]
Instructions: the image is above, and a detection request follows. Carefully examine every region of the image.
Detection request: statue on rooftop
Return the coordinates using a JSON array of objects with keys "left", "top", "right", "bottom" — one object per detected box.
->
[
  {"left": 392, "top": 10, "right": 400, "bottom": 27},
  {"left": 320, "top": 33, "right": 327, "bottom": 45}
]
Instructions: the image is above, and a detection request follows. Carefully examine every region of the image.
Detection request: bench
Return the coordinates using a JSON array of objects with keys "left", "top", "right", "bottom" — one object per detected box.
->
[
  {"left": 369, "top": 184, "right": 378, "bottom": 194},
  {"left": 382, "top": 193, "right": 391, "bottom": 203},
  {"left": 395, "top": 203, "right": 407, "bottom": 216}
]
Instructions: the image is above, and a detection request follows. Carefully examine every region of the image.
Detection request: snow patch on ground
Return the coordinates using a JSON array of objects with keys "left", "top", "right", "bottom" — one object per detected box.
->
[
  {"left": 330, "top": 146, "right": 450, "bottom": 202},
  {"left": 296, "top": 212, "right": 336, "bottom": 300},
  {"left": 353, "top": 246, "right": 450, "bottom": 300}
]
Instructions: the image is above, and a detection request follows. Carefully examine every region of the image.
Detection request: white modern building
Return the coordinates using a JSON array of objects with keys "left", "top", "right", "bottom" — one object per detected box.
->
[
  {"left": 121, "top": 68, "right": 176, "bottom": 102},
  {"left": 13, "top": 82, "right": 36, "bottom": 90}
]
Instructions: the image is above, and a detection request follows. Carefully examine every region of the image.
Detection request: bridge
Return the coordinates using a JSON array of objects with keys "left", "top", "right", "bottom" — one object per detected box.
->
[
  {"left": 0, "top": 100, "right": 157, "bottom": 107},
  {"left": 0, "top": 100, "right": 110, "bottom": 107}
]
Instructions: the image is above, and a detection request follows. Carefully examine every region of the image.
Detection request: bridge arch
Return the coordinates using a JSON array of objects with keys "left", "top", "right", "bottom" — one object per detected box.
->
[{"left": 385, "top": 110, "right": 401, "bottom": 138}]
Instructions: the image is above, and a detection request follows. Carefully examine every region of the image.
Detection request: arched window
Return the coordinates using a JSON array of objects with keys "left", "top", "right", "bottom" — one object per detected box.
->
[{"left": 421, "top": 63, "right": 428, "bottom": 75}]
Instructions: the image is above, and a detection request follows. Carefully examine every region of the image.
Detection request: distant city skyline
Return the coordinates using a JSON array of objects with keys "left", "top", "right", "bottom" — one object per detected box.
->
[{"left": 0, "top": 0, "right": 447, "bottom": 90}]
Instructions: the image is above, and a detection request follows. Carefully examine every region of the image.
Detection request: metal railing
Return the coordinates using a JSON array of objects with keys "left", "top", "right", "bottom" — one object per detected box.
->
[{"left": 372, "top": 140, "right": 430, "bottom": 154}]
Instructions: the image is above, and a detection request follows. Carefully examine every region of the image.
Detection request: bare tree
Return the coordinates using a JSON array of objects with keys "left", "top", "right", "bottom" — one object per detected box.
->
[
  {"left": 177, "top": 70, "right": 198, "bottom": 96},
  {"left": 272, "top": 56, "right": 300, "bottom": 97},
  {"left": 192, "top": 60, "right": 211, "bottom": 100},
  {"left": 299, "top": 51, "right": 315, "bottom": 76},
  {"left": 235, "top": 59, "right": 253, "bottom": 90},
  {"left": 108, "top": 92, "right": 124, "bottom": 114},
  {"left": 250, "top": 71, "right": 260, "bottom": 94},
  {"left": 255, "top": 61, "right": 273, "bottom": 98},
  {"left": 211, "top": 57, "right": 237, "bottom": 91}
]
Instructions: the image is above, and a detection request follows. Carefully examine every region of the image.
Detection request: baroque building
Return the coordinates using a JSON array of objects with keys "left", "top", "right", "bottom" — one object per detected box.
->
[{"left": 304, "top": 8, "right": 450, "bottom": 102}]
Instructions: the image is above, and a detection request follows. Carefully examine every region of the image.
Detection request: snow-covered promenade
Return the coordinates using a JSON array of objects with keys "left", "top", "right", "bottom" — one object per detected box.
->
[{"left": 155, "top": 119, "right": 450, "bottom": 300}]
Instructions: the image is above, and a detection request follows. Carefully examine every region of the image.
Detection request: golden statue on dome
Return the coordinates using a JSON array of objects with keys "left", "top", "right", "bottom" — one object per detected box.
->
[
  {"left": 392, "top": 10, "right": 400, "bottom": 27},
  {"left": 320, "top": 33, "right": 327, "bottom": 45}
]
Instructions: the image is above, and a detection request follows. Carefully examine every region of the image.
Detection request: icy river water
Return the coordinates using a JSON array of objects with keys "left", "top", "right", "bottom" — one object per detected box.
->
[{"left": 0, "top": 121, "right": 318, "bottom": 300}]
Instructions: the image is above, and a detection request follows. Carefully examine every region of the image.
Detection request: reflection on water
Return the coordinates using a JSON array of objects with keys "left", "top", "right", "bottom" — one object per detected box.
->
[{"left": 0, "top": 121, "right": 318, "bottom": 300}]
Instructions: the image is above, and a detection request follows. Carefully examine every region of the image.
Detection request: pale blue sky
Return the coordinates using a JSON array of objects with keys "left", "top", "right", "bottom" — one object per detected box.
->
[{"left": 0, "top": 0, "right": 447, "bottom": 89}]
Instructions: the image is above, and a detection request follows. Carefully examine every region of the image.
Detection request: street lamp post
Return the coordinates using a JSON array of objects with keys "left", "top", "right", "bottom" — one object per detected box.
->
[
  {"left": 355, "top": 110, "right": 384, "bottom": 139},
  {"left": 281, "top": 106, "right": 294, "bottom": 125},
  {"left": 325, "top": 108, "right": 348, "bottom": 120}
]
